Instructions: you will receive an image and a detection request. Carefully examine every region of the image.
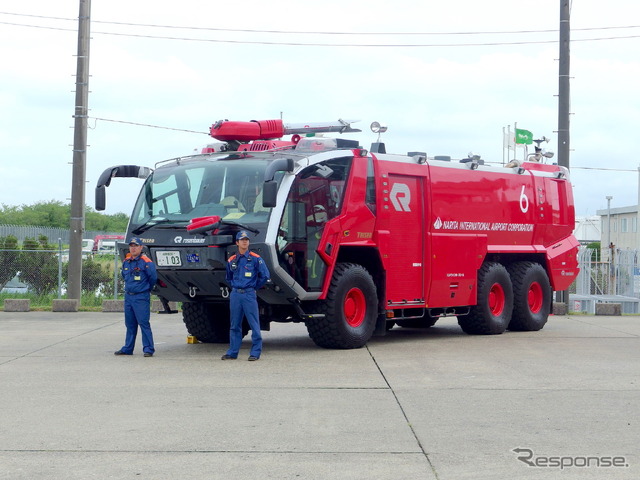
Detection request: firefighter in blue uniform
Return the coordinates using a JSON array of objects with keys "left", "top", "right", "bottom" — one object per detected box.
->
[
  {"left": 222, "top": 231, "right": 270, "bottom": 361},
  {"left": 114, "top": 237, "right": 157, "bottom": 357}
]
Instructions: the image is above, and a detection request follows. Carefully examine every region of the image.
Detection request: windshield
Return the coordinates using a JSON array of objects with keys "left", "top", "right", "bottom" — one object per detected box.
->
[{"left": 130, "top": 156, "right": 279, "bottom": 230}]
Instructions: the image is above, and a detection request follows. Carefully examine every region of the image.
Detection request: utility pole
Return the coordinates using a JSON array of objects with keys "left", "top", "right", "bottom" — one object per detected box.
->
[
  {"left": 606, "top": 195, "right": 613, "bottom": 294},
  {"left": 556, "top": 0, "right": 571, "bottom": 308},
  {"left": 637, "top": 167, "right": 640, "bottom": 249},
  {"left": 557, "top": 0, "right": 570, "bottom": 170},
  {"left": 67, "top": 0, "right": 91, "bottom": 302}
]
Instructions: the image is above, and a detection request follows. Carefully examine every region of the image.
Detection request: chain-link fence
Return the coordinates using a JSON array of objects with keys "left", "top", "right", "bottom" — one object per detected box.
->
[
  {"left": 574, "top": 247, "right": 640, "bottom": 298},
  {"left": 5, "top": 242, "right": 640, "bottom": 308},
  {"left": 0, "top": 224, "right": 123, "bottom": 245},
  {"left": 1, "top": 229, "right": 127, "bottom": 307},
  {"left": 0, "top": 244, "right": 124, "bottom": 307}
]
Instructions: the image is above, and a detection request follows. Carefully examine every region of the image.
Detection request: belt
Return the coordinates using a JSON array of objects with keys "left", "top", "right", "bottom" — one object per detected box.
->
[
  {"left": 126, "top": 290, "right": 149, "bottom": 295},
  {"left": 233, "top": 288, "right": 255, "bottom": 293}
]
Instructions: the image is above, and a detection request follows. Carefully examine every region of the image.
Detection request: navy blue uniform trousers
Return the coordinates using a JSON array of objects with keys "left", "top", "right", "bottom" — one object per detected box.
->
[
  {"left": 122, "top": 291, "right": 154, "bottom": 354},
  {"left": 226, "top": 289, "right": 261, "bottom": 358}
]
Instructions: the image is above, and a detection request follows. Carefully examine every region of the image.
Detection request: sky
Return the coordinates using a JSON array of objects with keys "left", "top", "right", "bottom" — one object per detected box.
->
[{"left": 1, "top": 0, "right": 639, "bottom": 219}]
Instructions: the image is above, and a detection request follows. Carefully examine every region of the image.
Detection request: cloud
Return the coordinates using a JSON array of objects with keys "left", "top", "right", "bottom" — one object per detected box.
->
[{"left": 1, "top": 0, "right": 640, "bottom": 219}]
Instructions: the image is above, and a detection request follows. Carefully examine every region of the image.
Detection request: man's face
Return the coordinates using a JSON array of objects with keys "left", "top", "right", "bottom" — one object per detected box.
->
[
  {"left": 237, "top": 238, "right": 250, "bottom": 249},
  {"left": 129, "top": 243, "right": 143, "bottom": 256}
]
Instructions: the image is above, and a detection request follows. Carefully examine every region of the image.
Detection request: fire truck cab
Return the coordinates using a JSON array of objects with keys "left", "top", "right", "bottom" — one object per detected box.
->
[{"left": 96, "top": 119, "right": 579, "bottom": 349}]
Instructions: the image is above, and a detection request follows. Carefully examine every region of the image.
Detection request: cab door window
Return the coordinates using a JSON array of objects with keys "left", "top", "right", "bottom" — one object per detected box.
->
[{"left": 277, "top": 157, "right": 352, "bottom": 291}]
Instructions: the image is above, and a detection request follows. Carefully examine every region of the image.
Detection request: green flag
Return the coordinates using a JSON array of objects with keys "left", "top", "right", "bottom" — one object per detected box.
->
[{"left": 515, "top": 128, "right": 533, "bottom": 145}]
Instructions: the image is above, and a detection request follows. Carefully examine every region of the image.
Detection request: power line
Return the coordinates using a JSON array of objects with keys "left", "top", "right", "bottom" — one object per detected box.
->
[
  {"left": 89, "top": 117, "right": 209, "bottom": 135},
  {"left": 2, "top": 12, "right": 640, "bottom": 48},
  {"left": 89, "top": 30, "right": 567, "bottom": 47},
  {"left": 0, "top": 20, "right": 76, "bottom": 32},
  {"left": 571, "top": 166, "right": 638, "bottom": 172},
  {"left": 2, "top": 19, "right": 640, "bottom": 47},
  {"left": 57, "top": 30, "right": 640, "bottom": 47},
  {"left": 1, "top": 11, "right": 639, "bottom": 36},
  {"left": 89, "top": 116, "right": 640, "bottom": 172},
  {"left": 483, "top": 161, "right": 636, "bottom": 172}
]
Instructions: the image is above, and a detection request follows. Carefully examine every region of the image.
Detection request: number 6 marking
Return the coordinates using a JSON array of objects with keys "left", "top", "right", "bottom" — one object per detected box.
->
[{"left": 520, "top": 185, "right": 529, "bottom": 213}]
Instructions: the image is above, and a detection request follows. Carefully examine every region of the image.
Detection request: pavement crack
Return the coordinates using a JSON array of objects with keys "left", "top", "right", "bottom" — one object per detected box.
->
[{"left": 366, "top": 345, "right": 440, "bottom": 480}]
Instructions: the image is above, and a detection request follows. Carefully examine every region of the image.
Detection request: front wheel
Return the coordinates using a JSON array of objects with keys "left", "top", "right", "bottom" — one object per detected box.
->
[
  {"left": 306, "top": 263, "right": 378, "bottom": 349},
  {"left": 458, "top": 262, "right": 513, "bottom": 335},
  {"left": 182, "top": 302, "right": 231, "bottom": 343}
]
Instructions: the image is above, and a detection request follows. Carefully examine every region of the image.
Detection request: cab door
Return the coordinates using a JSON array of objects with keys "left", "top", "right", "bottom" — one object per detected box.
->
[{"left": 384, "top": 175, "right": 425, "bottom": 305}]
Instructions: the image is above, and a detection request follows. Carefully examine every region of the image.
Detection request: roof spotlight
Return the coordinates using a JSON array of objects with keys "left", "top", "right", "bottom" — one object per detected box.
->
[{"left": 370, "top": 121, "right": 388, "bottom": 134}]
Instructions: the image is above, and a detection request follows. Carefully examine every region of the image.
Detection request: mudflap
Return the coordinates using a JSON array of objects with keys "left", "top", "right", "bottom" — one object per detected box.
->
[
  {"left": 158, "top": 296, "right": 178, "bottom": 314},
  {"left": 546, "top": 235, "right": 580, "bottom": 291},
  {"left": 291, "top": 300, "right": 326, "bottom": 322},
  {"left": 373, "top": 312, "right": 388, "bottom": 336}
]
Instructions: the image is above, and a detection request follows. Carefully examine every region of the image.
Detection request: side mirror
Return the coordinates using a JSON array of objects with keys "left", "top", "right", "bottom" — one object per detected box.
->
[
  {"left": 264, "top": 158, "right": 294, "bottom": 182},
  {"left": 261, "top": 158, "right": 294, "bottom": 209},
  {"left": 95, "top": 165, "right": 151, "bottom": 211},
  {"left": 95, "top": 186, "right": 106, "bottom": 211},
  {"left": 262, "top": 181, "right": 278, "bottom": 208}
]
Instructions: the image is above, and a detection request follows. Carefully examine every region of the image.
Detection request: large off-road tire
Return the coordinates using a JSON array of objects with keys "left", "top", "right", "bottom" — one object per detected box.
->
[
  {"left": 458, "top": 262, "right": 513, "bottom": 335},
  {"left": 507, "top": 261, "right": 551, "bottom": 331},
  {"left": 306, "top": 263, "right": 378, "bottom": 349},
  {"left": 396, "top": 313, "right": 438, "bottom": 328},
  {"left": 182, "top": 302, "right": 231, "bottom": 343}
]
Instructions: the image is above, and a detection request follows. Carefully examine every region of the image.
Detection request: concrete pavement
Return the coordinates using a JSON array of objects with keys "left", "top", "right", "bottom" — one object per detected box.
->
[{"left": 0, "top": 311, "right": 637, "bottom": 479}]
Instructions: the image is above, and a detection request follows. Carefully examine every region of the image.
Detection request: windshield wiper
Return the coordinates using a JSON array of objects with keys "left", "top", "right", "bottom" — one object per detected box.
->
[
  {"left": 132, "top": 218, "right": 182, "bottom": 235},
  {"left": 218, "top": 219, "right": 259, "bottom": 234},
  {"left": 186, "top": 217, "right": 261, "bottom": 236}
]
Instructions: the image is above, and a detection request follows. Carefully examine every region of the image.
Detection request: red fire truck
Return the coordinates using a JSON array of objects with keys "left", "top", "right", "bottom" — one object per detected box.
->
[
  {"left": 95, "top": 119, "right": 579, "bottom": 349},
  {"left": 92, "top": 234, "right": 125, "bottom": 254}
]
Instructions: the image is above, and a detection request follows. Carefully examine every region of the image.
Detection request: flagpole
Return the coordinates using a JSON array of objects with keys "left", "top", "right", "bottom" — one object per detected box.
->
[
  {"left": 515, "top": 122, "right": 521, "bottom": 161},
  {"left": 508, "top": 124, "right": 512, "bottom": 164},
  {"left": 508, "top": 124, "right": 513, "bottom": 165},
  {"left": 502, "top": 127, "right": 506, "bottom": 165}
]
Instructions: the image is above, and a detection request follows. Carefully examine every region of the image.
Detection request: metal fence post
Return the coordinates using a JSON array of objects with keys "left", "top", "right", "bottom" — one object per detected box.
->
[
  {"left": 113, "top": 249, "right": 119, "bottom": 299},
  {"left": 57, "top": 238, "right": 63, "bottom": 299}
]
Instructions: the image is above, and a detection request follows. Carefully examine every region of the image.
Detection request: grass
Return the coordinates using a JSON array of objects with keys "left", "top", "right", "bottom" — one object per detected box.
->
[
  {"left": 1, "top": 292, "right": 182, "bottom": 312},
  {"left": 0, "top": 291, "right": 124, "bottom": 310}
]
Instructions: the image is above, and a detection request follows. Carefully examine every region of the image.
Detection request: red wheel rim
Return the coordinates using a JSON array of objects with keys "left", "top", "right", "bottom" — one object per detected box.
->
[
  {"left": 344, "top": 287, "right": 366, "bottom": 327},
  {"left": 488, "top": 282, "right": 505, "bottom": 316},
  {"left": 527, "top": 281, "right": 543, "bottom": 314}
]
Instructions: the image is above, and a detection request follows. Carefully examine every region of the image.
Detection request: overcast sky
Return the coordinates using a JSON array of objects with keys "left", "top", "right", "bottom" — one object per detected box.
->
[{"left": 1, "top": 0, "right": 639, "bottom": 219}]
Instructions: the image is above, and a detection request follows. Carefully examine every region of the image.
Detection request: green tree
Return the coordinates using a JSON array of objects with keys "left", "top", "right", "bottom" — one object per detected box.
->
[
  {"left": 85, "top": 209, "right": 128, "bottom": 231},
  {"left": 19, "top": 235, "right": 59, "bottom": 295},
  {"left": 62, "top": 256, "right": 113, "bottom": 294},
  {"left": 0, "top": 235, "right": 20, "bottom": 290},
  {"left": 0, "top": 201, "right": 128, "bottom": 231},
  {"left": 0, "top": 200, "right": 69, "bottom": 227},
  {"left": 586, "top": 241, "right": 601, "bottom": 261},
  {"left": 0, "top": 205, "right": 21, "bottom": 225}
]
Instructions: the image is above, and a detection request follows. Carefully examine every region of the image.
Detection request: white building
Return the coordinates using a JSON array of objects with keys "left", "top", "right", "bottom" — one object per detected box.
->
[
  {"left": 595, "top": 205, "right": 640, "bottom": 257},
  {"left": 574, "top": 216, "right": 601, "bottom": 245}
]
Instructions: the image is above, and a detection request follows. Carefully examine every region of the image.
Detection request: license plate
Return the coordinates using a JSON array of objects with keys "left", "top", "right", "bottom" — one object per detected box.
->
[{"left": 156, "top": 250, "right": 182, "bottom": 267}]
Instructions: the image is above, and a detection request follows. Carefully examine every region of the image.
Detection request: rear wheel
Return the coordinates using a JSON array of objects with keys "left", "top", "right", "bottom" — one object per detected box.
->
[
  {"left": 306, "top": 263, "right": 378, "bottom": 349},
  {"left": 182, "top": 302, "right": 231, "bottom": 343},
  {"left": 507, "top": 261, "right": 551, "bottom": 331},
  {"left": 458, "top": 262, "right": 513, "bottom": 335}
]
